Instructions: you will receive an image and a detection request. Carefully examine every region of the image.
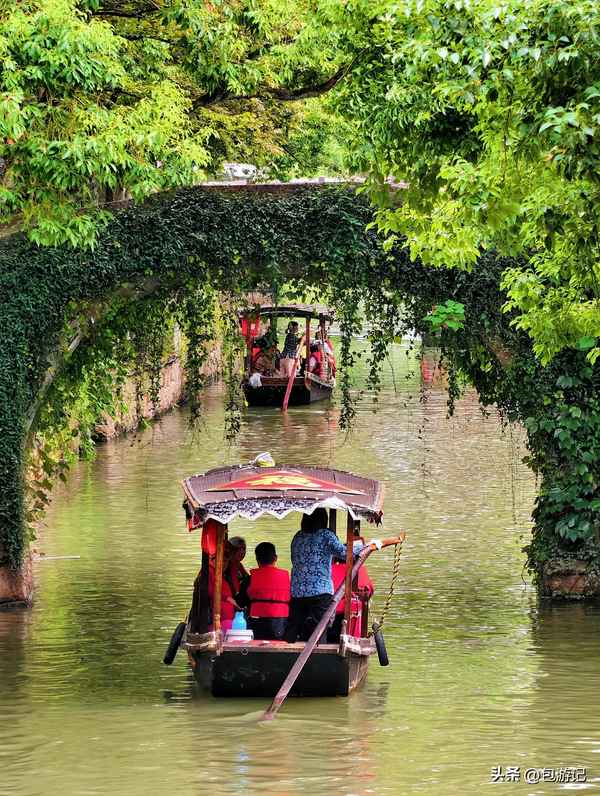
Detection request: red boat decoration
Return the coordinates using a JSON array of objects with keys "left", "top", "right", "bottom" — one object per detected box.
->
[{"left": 206, "top": 469, "right": 365, "bottom": 495}]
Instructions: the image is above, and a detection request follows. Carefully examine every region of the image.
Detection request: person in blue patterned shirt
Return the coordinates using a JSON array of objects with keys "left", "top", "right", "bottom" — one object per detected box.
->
[{"left": 283, "top": 508, "right": 348, "bottom": 643}]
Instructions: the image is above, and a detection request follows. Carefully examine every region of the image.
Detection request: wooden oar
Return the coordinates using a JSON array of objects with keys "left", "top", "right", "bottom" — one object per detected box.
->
[{"left": 261, "top": 533, "right": 405, "bottom": 721}]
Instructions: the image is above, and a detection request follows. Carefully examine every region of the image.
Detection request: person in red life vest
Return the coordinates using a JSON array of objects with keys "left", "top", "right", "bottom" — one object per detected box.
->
[
  {"left": 246, "top": 542, "right": 290, "bottom": 640},
  {"left": 327, "top": 555, "right": 374, "bottom": 642},
  {"left": 308, "top": 343, "right": 324, "bottom": 378},
  {"left": 315, "top": 328, "right": 336, "bottom": 375},
  {"left": 309, "top": 340, "right": 336, "bottom": 379},
  {"left": 208, "top": 546, "right": 240, "bottom": 632}
]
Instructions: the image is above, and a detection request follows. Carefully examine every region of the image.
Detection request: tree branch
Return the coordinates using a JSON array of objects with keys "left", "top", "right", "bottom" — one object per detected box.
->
[
  {"left": 192, "top": 64, "right": 350, "bottom": 110},
  {"left": 483, "top": 334, "right": 514, "bottom": 368},
  {"left": 121, "top": 32, "right": 175, "bottom": 44},
  {"left": 92, "top": 6, "right": 160, "bottom": 18}
]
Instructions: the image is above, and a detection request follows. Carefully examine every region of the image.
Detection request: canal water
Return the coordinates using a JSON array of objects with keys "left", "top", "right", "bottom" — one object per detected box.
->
[{"left": 2, "top": 345, "right": 600, "bottom": 795}]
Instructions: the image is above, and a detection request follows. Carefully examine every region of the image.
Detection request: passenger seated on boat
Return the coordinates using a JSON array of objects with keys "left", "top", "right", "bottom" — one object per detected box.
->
[
  {"left": 252, "top": 345, "right": 280, "bottom": 376},
  {"left": 246, "top": 542, "right": 290, "bottom": 640},
  {"left": 208, "top": 546, "right": 240, "bottom": 632},
  {"left": 327, "top": 556, "right": 374, "bottom": 642},
  {"left": 284, "top": 508, "right": 348, "bottom": 643},
  {"left": 226, "top": 536, "right": 250, "bottom": 605}
]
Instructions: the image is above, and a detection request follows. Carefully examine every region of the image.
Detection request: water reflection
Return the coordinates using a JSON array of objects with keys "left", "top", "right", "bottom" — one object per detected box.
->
[{"left": 2, "top": 344, "right": 600, "bottom": 795}]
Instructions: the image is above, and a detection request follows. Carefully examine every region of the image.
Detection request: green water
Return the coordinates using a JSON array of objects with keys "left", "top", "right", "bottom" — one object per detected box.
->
[{"left": 2, "top": 345, "right": 600, "bottom": 795}]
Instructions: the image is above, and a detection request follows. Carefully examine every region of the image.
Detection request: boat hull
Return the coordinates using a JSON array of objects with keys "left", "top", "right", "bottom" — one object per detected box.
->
[
  {"left": 243, "top": 376, "right": 333, "bottom": 407},
  {"left": 186, "top": 637, "right": 372, "bottom": 698}
]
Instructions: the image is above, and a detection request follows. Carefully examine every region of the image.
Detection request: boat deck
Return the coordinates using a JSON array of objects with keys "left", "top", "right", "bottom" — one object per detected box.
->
[
  {"left": 221, "top": 640, "right": 337, "bottom": 653},
  {"left": 185, "top": 631, "right": 375, "bottom": 658}
]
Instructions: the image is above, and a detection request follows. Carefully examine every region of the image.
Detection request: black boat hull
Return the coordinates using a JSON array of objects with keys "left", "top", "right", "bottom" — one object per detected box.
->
[
  {"left": 188, "top": 645, "right": 370, "bottom": 697},
  {"left": 243, "top": 377, "right": 333, "bottom": 407}
]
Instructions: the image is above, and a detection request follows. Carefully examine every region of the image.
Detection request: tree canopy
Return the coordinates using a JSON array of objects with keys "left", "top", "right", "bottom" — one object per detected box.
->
[
  {"left": 331, "top": 0, "right": 600, "bottom": 364},
  {"left": 4, "top": 0, "right": 600, "bottom": 364},
  {"left": 0, "top": 0, "right": 349, "bottom": 246}
]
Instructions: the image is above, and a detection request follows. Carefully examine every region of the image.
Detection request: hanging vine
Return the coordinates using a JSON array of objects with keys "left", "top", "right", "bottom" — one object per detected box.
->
[
  {"left": 175, "top": 282, "right": 218, "bottom": 429},
  {"left": 2, "top": 184, "right": 600, "bottom": 594},
  {"left": 332, "top": 286, "right": 364, "bottom": 431},
  {"left": 221, "top": 297, "right": 246, "bottom": 443},
  {"left": 363, "top": 289, "right": 405, "bottom": 406}
]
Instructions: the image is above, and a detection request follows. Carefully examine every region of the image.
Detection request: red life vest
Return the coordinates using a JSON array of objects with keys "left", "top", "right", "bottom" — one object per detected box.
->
[
  {"left": 331, "top": 562, "right": 374, "bottom": 615},
  {"left": 247, "top": 565, "right": 290, "bottom": 618}
]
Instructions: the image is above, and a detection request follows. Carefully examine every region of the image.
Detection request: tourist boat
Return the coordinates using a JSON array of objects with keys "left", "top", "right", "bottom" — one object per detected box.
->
[
  {"left": 172, "top": 463, "right": 404, "bottom": 699},
  {"left": 240, "top": 304, "right": 335, "bottom": 407}
]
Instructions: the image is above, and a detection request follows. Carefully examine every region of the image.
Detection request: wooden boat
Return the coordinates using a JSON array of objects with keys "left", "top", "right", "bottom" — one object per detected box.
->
[
  {"left": 177, "top": 464, "right": 402, "bottom": 699},
  {"left": 240, "top": 304, "right": 335, "bottom": 407}
]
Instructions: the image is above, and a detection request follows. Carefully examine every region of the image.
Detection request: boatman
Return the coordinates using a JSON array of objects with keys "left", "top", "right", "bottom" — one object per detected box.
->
[{"left": 246, "top": 542, "right": 290, "bottom": 640}]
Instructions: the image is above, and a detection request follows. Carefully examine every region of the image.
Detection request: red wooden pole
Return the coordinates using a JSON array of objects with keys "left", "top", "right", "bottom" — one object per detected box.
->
[
  {"left": 305, "top": 316, "right": 310, "bottom": 363},
  {"left": 320, "top": 317, "right": 328, "bottom": 380},
  {"left": 212, "top": 522, "right": 227, "bottom": 634},
  {"left": 343, "top": 514, "right": 354, "bottom": 630}
]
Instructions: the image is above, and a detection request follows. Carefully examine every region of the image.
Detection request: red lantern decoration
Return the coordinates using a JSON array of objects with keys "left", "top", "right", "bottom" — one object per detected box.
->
[{"left": 240, "top": 315, "right": 261, "bottom": 339}]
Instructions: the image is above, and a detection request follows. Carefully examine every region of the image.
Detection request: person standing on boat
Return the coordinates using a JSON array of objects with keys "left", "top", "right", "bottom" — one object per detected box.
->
[
  {"left": 280, "top": 321, "right": 303, "bottom": 378},
  {"left": 246, "top": 542, "right": 290, "bottom": 640},
  {"left": 313, "top": 329, "right": 336, "bottom": 377},
  {"left": 314, "top": 327, "right": 334, "bottom": 356},
  {"left": 284, "top": 508, "right": 350, "bottom": 643}
]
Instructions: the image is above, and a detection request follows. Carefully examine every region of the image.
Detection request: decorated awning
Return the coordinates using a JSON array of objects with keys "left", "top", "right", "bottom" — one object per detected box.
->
[{"left": 182, "top": 465, "right": 384, "bottom": 525}]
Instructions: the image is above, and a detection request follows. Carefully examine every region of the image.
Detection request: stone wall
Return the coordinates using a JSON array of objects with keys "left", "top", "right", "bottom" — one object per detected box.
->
[
  {"left": 0, "top": 551, "right": 33, "bottom": 607},
  {"left": 0, "top": 341, "right": 222, "bottom": 607},
  {"left": 540, "top": 559, "right": 600, "bottom": 600},
  {"left": 94, "top": 344, "right": 221, "bottom": 439}
]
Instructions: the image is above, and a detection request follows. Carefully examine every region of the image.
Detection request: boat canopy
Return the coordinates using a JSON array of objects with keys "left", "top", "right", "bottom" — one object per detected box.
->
[
  {"left": 241, "top": 304, "right": 334, "bottom": 322},
  {"left": 182, "top": 465, "right": 384, "bottom": 525}
]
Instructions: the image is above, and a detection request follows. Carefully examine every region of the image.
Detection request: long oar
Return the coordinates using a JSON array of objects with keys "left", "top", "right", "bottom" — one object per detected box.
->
[{"left": 261, "top": 533, "right": 405, "bottom": 721}]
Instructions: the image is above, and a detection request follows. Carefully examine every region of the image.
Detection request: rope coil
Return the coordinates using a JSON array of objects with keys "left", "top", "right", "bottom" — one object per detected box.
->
[{"left": 371, "top": 540, "right": 403, "bottom": 632}]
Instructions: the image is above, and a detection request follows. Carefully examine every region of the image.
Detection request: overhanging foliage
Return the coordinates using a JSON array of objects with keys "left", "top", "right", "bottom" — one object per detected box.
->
[{"left": 1, "top": 184, "right": 599, "bottom": 584}]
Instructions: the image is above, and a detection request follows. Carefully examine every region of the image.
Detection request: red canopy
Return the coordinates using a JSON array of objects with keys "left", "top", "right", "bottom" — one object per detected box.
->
[{"left": 182, "top": 465, "right": 384, "bottom": 525}]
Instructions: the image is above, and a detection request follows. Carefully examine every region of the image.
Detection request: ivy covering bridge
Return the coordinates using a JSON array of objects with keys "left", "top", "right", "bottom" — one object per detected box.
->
[{"left": 1, "top": 183, "right": 600, "bottom": 598}]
